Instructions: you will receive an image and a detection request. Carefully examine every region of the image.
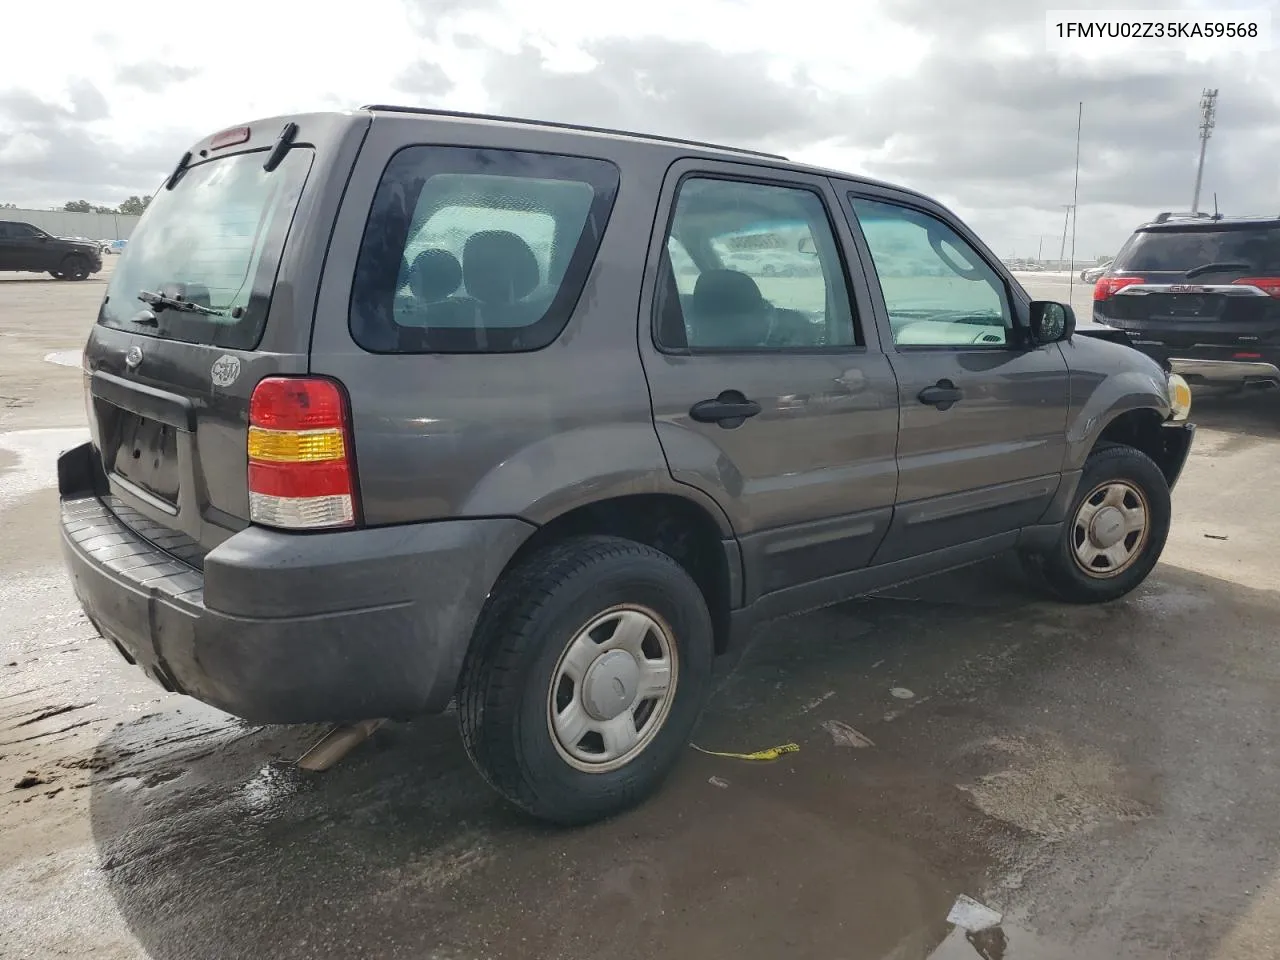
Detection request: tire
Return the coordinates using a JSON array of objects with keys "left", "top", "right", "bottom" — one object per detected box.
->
[
  {"left": 1025, "top": 444, "right": 1171, "bottom": 604},
  {"left": 59, "top": 255, "right": 90, "bottom": 281},
  {"left": 458, "top": 535, "right": 714, "bottom": 826},
  {"left": 48, "top": 270, "right": 63, "bottom": 280}
]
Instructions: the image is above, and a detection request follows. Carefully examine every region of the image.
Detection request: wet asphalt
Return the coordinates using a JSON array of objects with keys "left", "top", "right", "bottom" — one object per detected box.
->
[{"left": 3, "top": 267, "right": 1280, "bottom": 959}]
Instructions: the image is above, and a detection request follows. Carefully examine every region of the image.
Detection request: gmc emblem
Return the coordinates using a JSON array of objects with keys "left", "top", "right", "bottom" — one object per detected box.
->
[{"left": 1169, "top": 284, "right": 1206, "bottom": 294}]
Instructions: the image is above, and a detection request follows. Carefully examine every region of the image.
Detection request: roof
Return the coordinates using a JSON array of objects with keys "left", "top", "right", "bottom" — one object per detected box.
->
[
  {"left": 359, "top": 104, "right": 934, "bottom": 204},
  {"left": 1138, "top": 212, "right": 1280, "bottom": 230}
]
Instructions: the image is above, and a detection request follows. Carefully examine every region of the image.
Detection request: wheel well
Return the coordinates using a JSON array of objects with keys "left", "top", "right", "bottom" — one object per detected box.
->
[
  {"left": 1095, "top": 409, "right": 1181, "bottom": 484},
  {"left": 507, "top": 495, "right": 734, "bottom": 655}
]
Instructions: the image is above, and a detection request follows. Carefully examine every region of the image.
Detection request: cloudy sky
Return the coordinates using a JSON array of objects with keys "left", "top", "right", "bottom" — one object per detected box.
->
[{"left": 1, "top": 0, "right": 1275, "bottom": 259}]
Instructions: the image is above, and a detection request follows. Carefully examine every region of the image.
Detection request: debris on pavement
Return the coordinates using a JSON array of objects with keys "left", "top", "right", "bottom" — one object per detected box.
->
[
  {"left": 946, "top": 894, "right": 1003, "bottom": 932},
  {"left": 692, "top": 742, "right": 800, "bottom": 761},
  {"left": 820, "top": 720, "right": 874, "bottom": 748},
  {"left": 800, "top": 690, "right": 836, "bottom": 713},
  {"left": 890, "top": 687, "right": 915, "bottom": 700},
  {"left": 708, "top": 776, "right": 730, "bottom": 789},
  {"left": 13, "top": 773, "right": 47, "bottom": 789},
  {"left": 1204, "top": 533, "right": 1229, "bottom": 541}
]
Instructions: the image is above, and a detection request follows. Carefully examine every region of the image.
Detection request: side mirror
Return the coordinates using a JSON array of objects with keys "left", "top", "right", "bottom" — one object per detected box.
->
[{"left": 1029, "top": 300, "right": 1075, "bottom": 344}]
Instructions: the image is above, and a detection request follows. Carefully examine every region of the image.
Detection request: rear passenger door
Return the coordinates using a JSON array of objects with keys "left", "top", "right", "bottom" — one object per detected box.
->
[
  {"left": 840, "top": 188, "right": 1070, "bottom": 563},
  {"left": 639, "top": 160, "right": 900, "bottom": 604}
]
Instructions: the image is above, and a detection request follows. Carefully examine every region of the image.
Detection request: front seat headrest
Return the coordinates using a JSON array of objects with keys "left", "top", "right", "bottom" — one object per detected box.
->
[
  {"left": 463, "top": 230, "right": 540, "bottom": 305},
  {"left": 408, "top": 248, "right": 462, "bottom": 302}
]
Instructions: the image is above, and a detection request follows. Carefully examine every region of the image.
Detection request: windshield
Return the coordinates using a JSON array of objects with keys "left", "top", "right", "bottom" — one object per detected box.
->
[
  {"left": 98, "top": 148, "right": 313, "bottom": 350},
  {"left": 1114, "top": 226, "right": 1280, "bottom": 274}
]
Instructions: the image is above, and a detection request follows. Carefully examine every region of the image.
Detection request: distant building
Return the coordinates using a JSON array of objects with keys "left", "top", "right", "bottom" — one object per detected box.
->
[{"left": 0, "top": 208, "right": 140, "bottom": 241}]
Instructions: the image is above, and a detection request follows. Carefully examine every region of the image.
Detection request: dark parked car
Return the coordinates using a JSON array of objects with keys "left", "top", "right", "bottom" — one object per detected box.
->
[
  {"left": 58, "top": 107, "right": 1194, "bottom": 824},
  {"left": 1094, "top": 213, "right": 1280, "bottom": 390},
  {"left": 0, "top": 220, "right": 103, "bottom": 279}
]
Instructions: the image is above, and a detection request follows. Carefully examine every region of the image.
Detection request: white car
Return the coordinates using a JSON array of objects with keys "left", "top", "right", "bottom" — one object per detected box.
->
[{"left": 1081, "top": 260, "right": 1112, "bottom": 282}]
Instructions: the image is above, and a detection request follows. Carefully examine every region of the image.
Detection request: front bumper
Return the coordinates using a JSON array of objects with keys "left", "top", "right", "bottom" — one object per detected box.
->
[
  {"left": 58, "top": 443, "right": 533, "bottom": 724},
  {"left": 1160, "top": 421, "right": 1196, "bottom": 490}
]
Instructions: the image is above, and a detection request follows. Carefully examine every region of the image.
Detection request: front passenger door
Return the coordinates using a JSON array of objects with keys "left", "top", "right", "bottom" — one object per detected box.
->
[{"left": 843, "top": 192, "right": 1070, "bottom": 563}]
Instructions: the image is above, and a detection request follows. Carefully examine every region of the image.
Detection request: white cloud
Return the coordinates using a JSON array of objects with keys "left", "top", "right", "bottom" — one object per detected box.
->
[{"left": 0, "top": 0, "right": 1276, "bottom": 258}]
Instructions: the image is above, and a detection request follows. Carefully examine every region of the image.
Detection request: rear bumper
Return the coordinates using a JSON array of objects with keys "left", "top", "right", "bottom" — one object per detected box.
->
[
  {"left": 58, "top": 444, "right": 534, "bottom": 723},
  {"left": 1169, "top": 357, "right": 1280, "bottom": 387}
]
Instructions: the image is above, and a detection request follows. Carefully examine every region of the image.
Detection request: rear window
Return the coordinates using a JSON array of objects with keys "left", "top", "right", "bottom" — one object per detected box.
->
[
  {"left": 349, "top": 147, "right": 620, "bottom": 353},
  {"left": 98, "top": 148, "right": 313, "bottom": 350},
  {"left": 1114, "top": 225, "right": 1280, "bottom": 273}
]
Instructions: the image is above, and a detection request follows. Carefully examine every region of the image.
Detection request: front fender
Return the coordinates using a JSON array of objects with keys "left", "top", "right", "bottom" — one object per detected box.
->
[{"left": 1065, "top": 366, "right": 1171, "bottom": 471}]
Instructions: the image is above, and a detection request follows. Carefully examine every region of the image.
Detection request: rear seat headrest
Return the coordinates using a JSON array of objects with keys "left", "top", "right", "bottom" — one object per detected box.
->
[
  {"left": 463, "top": 231, "right": 540, "bottom": 305},
  {"left": 692, "top": 269, "right": 768, "bottom": 317},
  {"left": 408, "top": 249, "right": 462, "bottom": 302}
]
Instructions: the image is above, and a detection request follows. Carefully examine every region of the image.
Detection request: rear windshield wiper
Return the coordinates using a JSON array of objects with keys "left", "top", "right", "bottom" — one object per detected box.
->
[
  {"left": 137, "top": 290, "right": 226, "bottom": 317},
  {"left": 1184, "top": 261, "right": 1252, "bottom": 279}
]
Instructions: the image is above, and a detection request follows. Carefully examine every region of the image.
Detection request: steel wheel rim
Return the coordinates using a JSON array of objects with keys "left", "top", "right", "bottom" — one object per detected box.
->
[
  {"left": 1071, "top": 479, "right": 1150, "bottom": 579},
  {"left": 547, "top": 604, "right": 679, "bottom": 774}
]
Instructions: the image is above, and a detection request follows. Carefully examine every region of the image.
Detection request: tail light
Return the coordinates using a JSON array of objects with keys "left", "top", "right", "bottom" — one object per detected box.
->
[
  {"left": 247, "top": 377, "right": 359, "bottom": 530},
  {"left": 1232, "top": 277, "right": 1280, "bottom": 298},
  {"left": 1094, "top": 276, "right": 1144, "bottom": 301}
]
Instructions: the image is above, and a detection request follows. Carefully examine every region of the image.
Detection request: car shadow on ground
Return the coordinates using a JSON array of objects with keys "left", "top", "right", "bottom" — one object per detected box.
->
[
  {"left": 1187, "top": 388, "right": 1280, "bottom": 440},
  {"left": 86, "top": 554, "right": 1280, "bottom": 960}
]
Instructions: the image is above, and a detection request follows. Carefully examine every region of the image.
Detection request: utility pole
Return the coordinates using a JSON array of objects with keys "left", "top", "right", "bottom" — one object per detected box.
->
[
  {"left": 1059, "top": 204, "right": 1073, "bottom": 263},
  {"left": 1191, "top": 88, "right": 1218, "bottom": 214},
  {"left": 1037, "top": 235, "right": 1044, "bottom": 261}
]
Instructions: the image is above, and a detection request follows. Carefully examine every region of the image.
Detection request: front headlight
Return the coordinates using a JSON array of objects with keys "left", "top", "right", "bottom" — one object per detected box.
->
[{"left": 1167, "top": 372, "right": 1192, "bottom": 421}]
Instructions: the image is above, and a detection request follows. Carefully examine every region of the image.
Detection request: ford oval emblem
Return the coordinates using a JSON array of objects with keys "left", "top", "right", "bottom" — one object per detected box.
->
[{"left": 125, "top": 346, "right": 143, "bottom": 369}]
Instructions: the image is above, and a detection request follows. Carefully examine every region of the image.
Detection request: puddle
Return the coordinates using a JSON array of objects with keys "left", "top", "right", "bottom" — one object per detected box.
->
[
  {"left": 0, "top": 429, "right": 90, "bottom": 510},
  {"left": 42, "top": 351, "right": 82, "bottom": 369}
]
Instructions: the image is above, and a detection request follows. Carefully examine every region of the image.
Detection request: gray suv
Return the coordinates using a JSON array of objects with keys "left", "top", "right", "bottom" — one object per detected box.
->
[{"left": 58, "top": 107, "right": 1195, "bottom": 824}]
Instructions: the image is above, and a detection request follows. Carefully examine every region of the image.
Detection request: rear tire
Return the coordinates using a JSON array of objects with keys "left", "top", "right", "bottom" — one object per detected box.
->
[
  {"left": 458, "top": 535, "right": 714, "bottom": 826},
  {"left": 1024, "top": 444, "right": 1171, "bottom": 604}
]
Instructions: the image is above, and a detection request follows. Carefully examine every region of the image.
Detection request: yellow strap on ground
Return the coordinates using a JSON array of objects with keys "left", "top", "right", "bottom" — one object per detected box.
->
[{"left": 691, "top": 742, "right": 800, "bottom": 761}]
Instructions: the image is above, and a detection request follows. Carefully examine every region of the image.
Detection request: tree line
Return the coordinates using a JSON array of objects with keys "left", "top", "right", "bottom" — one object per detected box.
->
[{"left": 0, "top": 197, "right": 151, "bottom": 216}]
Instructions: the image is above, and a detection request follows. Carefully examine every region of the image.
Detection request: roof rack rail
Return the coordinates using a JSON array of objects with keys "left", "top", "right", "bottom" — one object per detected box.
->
[
  {"left": 358, "top": 104, "right": 789, "bottom": 161},
  {"left": 1154, "top": 211, "right": 1213, "bottom": 223}
]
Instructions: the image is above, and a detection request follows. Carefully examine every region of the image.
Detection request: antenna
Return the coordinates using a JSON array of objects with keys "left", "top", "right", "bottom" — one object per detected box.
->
[
  {"left": 1069, "top": 101, "right": 1082, "bottom": 300},
  {"left": 1191, "top": 88, "right": 1218, "bottom": 214}
]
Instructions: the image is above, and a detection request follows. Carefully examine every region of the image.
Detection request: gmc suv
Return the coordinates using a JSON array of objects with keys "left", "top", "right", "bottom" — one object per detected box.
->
[
  {"left": 0, "top": 220, "right": 103, "bottom": 280},
  {"left": 58, "top": 107, "right": 1194, "bottom": 824},
  {"left": 1094, "top": 212, "right": 1280, "bottom": 391}
]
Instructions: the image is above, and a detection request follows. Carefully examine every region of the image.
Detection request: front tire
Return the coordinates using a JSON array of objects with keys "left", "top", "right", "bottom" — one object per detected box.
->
[
  {"left": 458, "top": 536, "right": 714, "bottom": 826},
  {"left": 58, "top": 255, "right": 90, "bottom": 281},
  {"left": 1027, "top": 444, "right": 1171, "bottom": 604}
]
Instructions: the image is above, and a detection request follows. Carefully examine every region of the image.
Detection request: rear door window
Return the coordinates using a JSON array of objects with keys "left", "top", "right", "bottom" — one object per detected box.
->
[
  {"left": 1114, "top": 227, "right": 1280, "bottom": 273},
  {"left": 97, "top": 149, "right": 313, "bottom": 350},
  {"left": 349, "top": 148, "right": 620, "bottom": 353}
]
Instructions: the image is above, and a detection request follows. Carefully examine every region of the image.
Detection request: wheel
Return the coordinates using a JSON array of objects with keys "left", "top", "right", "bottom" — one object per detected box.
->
[
  {"left": 49, "top": 270, "right": 64, "bottom": 280},
  {"left": 59, "top": 255, "right": 90, "bottom": 281},
  {"left": 1025, "top": 445, "right": 1171, "bottom": 604},
  {"left": 458, "top": 535, "right": 714, "bottom": 825}
]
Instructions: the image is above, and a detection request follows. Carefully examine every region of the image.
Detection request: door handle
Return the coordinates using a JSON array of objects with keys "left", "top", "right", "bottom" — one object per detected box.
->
[
  {"left": 690, "top": 390, "right": 762, "bottom": 427},
  {"left": 918, "top": 379, "right": 962, "bottom": 411}
]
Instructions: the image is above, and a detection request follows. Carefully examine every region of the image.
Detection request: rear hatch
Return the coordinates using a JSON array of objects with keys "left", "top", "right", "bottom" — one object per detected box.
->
[
  {"left": 81, "top": 114, "right": 367, "bottom": 566},
  {"left": 1093, "top": 219, "right": 1280, "bottom": 364}
]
